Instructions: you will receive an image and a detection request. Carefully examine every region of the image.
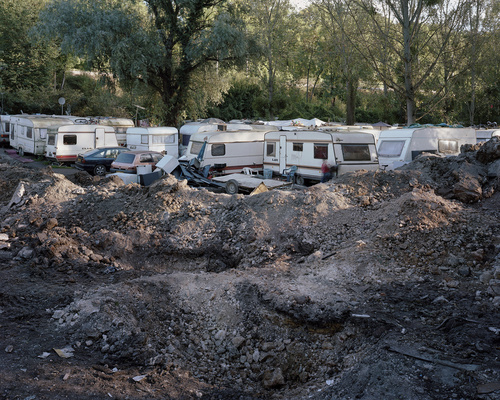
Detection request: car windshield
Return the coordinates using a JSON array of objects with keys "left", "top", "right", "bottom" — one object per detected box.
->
[{"left": 114, "top": 153, "right": 136, "bottom": 163}]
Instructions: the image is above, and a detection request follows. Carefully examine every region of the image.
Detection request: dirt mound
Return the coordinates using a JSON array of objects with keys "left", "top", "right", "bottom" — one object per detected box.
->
[{"left": 0, "top": 143, "right": 499, "bottom": 400}]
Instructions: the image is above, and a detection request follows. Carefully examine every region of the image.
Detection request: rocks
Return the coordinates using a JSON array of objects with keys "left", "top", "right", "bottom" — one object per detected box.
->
[{"left": 262, "top": 368, "right": 285, "bottom": 388}]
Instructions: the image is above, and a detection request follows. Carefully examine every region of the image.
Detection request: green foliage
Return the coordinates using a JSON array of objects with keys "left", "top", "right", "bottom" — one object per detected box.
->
[
  {"left": 207, "top": 81, "right": 262, "bottom": 121},
  {"left": 36, "top": 0, "right": 250, "bottom": 125}
]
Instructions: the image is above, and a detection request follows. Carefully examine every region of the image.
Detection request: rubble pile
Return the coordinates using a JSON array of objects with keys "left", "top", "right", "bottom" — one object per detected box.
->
[{"left": 0, "top": 140, "right": 499, "bottom": 400}]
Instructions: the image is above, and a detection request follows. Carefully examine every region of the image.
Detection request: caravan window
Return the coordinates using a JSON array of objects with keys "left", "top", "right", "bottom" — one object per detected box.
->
[
  {"left": 152, "top": 134, "right": 175, "bottom": 144},
  {"left": 438, "top": 140, "right": 458, "bottom": 154},
  {"left": 5, "top": 123, "right": 10, "bottom": 133},
  {"left": 190, "top": 141, "right": 204, "bottom": 155},
  {"left": 63, "top": 135, "right": 77, "bottom": 145},
  {"left": 266, "top": 142, "right": 276, "bottom": 157},
  {"left": 378, "top": 140, "right": 405, "bottom": 157},
  {"left": 40, "top": 128, "right": 47, "bottom": 139},
  {"left": 342, "top": 144, "right": 371, "bottom": 161},
  {"left": 211, "top": 144, "right": 225, "bottom": 156},
  {"left": 314, "top": 143, "right": 328, "bottom": 159},
  {"left": 47, "top": 135, "right": 56, "bottom": 145},
  {"left": 27, "top": 127, "right": 33, "bottom": 139},
  {"left": 293, "top": 142, "right": 303, "bottom": 152},
  {"left": 141, "top": 135, "right": 148, "bottom": 144}
]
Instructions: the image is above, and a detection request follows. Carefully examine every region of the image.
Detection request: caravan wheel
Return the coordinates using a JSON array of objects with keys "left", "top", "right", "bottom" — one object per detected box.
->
[
  {"left": 225, "top": 179, "right": 239, "bottom": 195},
  {"left": 18, "top": 148, "right": 24, "bottom": 157},
  {"left": 295, "top": 175, "right": 305, "bottom": 186}
]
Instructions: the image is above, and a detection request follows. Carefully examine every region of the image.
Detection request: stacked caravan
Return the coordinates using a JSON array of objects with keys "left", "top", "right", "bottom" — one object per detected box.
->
[
  {"left": 376, "top": 126, "right": 476, "bottom": 170},
  {"left": 263, "top": 130, "right": 379, "bottom": 185}
]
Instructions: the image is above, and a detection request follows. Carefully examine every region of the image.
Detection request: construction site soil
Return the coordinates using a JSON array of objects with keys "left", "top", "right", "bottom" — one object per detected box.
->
[{"left": 0, "top": 140, "right": 499, "bottom": 400}]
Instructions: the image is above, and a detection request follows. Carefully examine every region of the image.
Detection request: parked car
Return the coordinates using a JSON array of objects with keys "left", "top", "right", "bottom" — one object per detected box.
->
[
  {"left": 110, "top": 150, "right": 163, "bottom": 174},
  {"left": 75, "top": 147, "right": 130, "bottom": 176}
]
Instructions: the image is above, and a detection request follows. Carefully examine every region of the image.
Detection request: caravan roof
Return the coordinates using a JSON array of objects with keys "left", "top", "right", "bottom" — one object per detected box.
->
[
  {"left": 264, "top": 130, "right": 376, "bottom": 144},
  {"left": 189, "top": 130, "right": 267, "bottom": 144},
  {"left": 127, "top": 126, "right": 178, "bottom": 135}
]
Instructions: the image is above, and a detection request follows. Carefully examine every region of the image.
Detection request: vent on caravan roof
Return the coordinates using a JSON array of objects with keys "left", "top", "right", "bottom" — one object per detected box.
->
[{"left": 218, "top": 124, "right": 227, "bottom": 131}]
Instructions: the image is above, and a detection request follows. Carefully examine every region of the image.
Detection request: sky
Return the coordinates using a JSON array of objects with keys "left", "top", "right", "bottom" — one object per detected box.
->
[{"left": 291, "top": 0, "right": 311, "bottom": 10}]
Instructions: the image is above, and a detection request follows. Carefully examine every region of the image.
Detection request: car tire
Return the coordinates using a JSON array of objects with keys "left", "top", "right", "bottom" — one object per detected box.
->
[
  {"left": 225, "top": 179, "right": 239, "bottom": 195},
  {"left": 94, "top": 164, "right": 107, "bottom": 176}
]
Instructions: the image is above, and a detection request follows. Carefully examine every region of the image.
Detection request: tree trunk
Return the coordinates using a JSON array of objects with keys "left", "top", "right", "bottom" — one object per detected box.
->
[{"left": 346, "top": 78, "right": 357, "bottom": 125}]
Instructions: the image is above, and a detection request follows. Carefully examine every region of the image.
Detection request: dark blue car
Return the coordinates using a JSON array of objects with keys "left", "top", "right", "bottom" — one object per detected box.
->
[{"left": 75, "top": 147, "right": 130, "bottom": 176}]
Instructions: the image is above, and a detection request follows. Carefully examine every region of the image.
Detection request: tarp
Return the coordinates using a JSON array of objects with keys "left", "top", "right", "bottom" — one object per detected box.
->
[{"left": 264, "top": 118, "right": 326, "bottom": 128}]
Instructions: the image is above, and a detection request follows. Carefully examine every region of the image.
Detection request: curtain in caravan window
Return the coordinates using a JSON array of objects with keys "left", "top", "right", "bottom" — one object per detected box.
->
[
  {"left": 342, "top": 145, "right": 371, "bottom": 161},
  {"left": 378, "top": 140, "right": 405, "bottom": 157},
  {"left": 152, "top": 134, "right": 175, "bottom": 144},
  {"left": 438, "top": 140, "right": 458, "bottom": 153},
  {"left": 40, "top": 128, "right": 48, "bottom": 139},
  {"left": 190, "top": 142, "right": 204, "bottom": 155},
  {"left": 313, "top": 143, "right": 328, "bottom": 159},
  {"left": 211, "top": 144, "right": 225, "bottom": 156},
  {"left": 141, "top": 135, "right": 148, "bottom": 144}
]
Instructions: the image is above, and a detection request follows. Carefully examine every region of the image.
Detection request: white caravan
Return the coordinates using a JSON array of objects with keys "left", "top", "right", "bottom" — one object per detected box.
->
[
  {"left": 475, "top": 129, "right": 500, "bottom": 144},
  {"left": 45, "top": 124, "right": 118, "bottom": 163},
  {"left": 8, "top": 115, "right": 77, "bottom": 156},
  {"left": 90, "top": 117, "right": 135, "bottom": 146},
  {"left": 0, "top": 115, "right": 13, "bottom": 146},
  {"left": 376, "top": 126, "right": 476, "bottom": 170},
  {"left": 126, "top": 127, "right": 179, "bottom": 157},
  {"left": 183, "top": 130, "right": 268, "bottom": 174},
  {"left": 263, "top": 130, "right": 379, "bottom": 184}
]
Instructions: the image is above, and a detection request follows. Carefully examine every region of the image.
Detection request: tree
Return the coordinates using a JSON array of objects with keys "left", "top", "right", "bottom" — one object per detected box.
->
[
  {"left": 315, "top": 0, "right": 373, "bottom": 124},
  {"left": 0, "top": 0, "right": 59, "bottom": 92},
  {"left": 37, "top": 0, "right": 249, "bottom": 125},
  {"left": 344, "top": 0, "right": 470, "bottom": 124},
  {"left": 247, "top": 0, "right": 297, "bottom": 120}
]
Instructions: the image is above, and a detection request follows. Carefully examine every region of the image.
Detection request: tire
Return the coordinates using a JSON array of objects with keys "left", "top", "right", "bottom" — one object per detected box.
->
[
  {"left": 94, "top": 164, "right": 107, "bottom": 176},
  {"left": 18, "top": 148, "right": 24, "bottom": 157},
  {"left": 295, "top": 175, "right": 305, "bottom": 186},
  {"left": 225, "top": 179, "right": 239, "bottom": 195}
]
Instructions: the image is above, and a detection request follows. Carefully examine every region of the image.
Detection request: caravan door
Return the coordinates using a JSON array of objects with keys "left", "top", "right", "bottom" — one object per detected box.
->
[
  {"left": 95, "top": 128, "right": 105, "bottom": 147},
  {"left": 279, "top": 135, "right": 287, "bottom": 173}
]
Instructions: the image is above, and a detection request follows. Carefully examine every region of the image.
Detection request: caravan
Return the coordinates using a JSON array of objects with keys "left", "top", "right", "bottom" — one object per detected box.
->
[
  {"left": 90, "top": 117, "right": 135, "bottom": 146},
  {"left": 8, "top": 115, "right": 77, "bottom": 156},
  {"left": 126, "top": 127, "right": 179, "bottom": 156},
  {"left": 0, "top": 115, "right": 13, "bottom": 146},
  {"left": 183, "top": 130, "right": 268, "bottom": 174},
  {"left": 263, "top": 130, "right": 379, "bottom": 185},
  {"left": 475, "top": 129, "right": 500, "bottom": 144},
  {"left": 377, "top": 126, "right": 476, "bottom": 170},
  {"left": 45, "top": 124, "right": 118, "bottom": 163}
]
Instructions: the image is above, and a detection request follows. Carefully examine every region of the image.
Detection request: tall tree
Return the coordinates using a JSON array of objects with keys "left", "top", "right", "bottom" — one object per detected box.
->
[
  {"left": 0, "top": 0, "right": 59, "bottom": 92},
  {"left": 315, "top": 0, "right": 372, "bottom": 124},
  {"left": 344, "top": 0, "right": 470, "bottom": 124},
  {"left": 37, "top": 0, "right": 249, "bottom": 125},
  {"left": 247, "top": 0, "right": 296, "bottom": 120}
]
